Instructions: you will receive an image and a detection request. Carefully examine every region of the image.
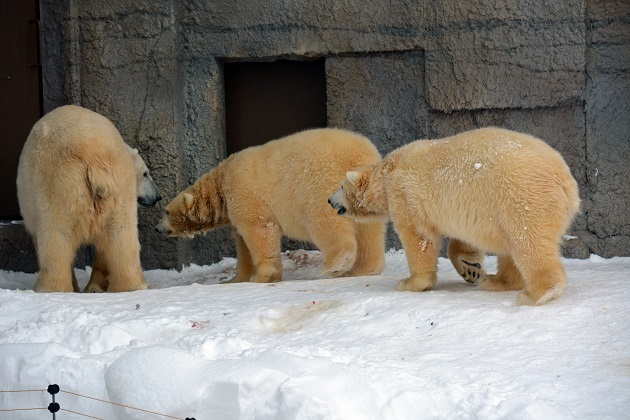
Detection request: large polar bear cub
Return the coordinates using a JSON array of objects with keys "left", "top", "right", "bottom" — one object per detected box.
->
[
  {"left": 17, "top": 105, "right": 161, "bottom": 293},
  {"left": 157, "top": 128, "right": 386, "bottom": 283},
  {"left": 329, "top": 127, "right": 580, "bottom": 305}
]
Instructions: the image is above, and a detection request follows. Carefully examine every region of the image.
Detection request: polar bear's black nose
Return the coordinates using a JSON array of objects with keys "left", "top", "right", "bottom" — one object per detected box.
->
[{"left": 327, "top": 198, "right": 331, "bottom": 204}]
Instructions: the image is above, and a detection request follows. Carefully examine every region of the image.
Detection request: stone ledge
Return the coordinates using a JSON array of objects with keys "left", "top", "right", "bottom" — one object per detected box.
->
[{"left": 0, "top": 223, "right": 38, "bottom": 273}]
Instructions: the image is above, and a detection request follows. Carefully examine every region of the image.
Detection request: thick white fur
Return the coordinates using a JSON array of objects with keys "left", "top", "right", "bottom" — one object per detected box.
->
[
  {"left": 330, "top": 127, "right": 580, "bottom": 305},
  {"left": 158, "top": 128, "right": 386, "bottom": 283},
  {"left": 17, "top": 105, "right": 147, "bottom": 293}
]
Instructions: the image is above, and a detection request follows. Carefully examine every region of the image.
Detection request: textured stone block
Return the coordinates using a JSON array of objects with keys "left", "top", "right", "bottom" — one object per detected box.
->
[
  {"left": 423, "top": 0, "right": 586, "bottom": 111},
  {"left": 584, "top": 0, "right": 630, "bottom": 256},
  {"left": 181, "top": 0, "right": 426, "bottom": 32},
  {"left": 180, "top": 0, "right": 427, "bottom": 58},
  {"left": 426, "top": 42, "right": 585, "bottom": 111},
  {"left": 585, "top": 72, "right": 630, "bottom": 243},
  {"left": 327, "top": 51, "right": 428, "bottom": 155},
  {"left": 425, "top": 0, "right": 583, "bottom": 22},
  {"left": 587, "top": 0, "right": 630, "bottom": 20}
]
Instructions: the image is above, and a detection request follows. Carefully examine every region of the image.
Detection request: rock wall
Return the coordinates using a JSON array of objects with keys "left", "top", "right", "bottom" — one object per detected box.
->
[{"left": 1, "top": 0, "right": 628, "bottom": 272}]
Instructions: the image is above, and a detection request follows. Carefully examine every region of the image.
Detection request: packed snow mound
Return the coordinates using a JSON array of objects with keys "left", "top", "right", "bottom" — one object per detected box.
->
[{"left": 1, "top": 250, "right": 629, "bottom": 419}]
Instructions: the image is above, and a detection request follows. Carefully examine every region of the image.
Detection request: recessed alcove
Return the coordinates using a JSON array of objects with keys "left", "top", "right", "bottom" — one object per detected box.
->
[{"left": 223, "top": 59, "right": 327, "bottom": 155}]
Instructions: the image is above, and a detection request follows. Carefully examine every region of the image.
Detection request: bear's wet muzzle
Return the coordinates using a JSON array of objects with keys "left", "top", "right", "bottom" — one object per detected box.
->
[
  {"left": 138, "top": 194, "right": 162, "bottom": 208},
  {"left": 328, "top": 189, "right": 347, "bottom": 215},
  {"left": 155, "top": 217, "right": 172, "bottom": 235}
]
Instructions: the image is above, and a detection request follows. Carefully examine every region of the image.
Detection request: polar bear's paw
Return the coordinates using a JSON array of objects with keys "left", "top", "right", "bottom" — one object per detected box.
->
[
  {"left": 83, "top": 283, "right": 106, "bottom": 293},
  {"left": 321, "top": 249, "right": 356, "bottom": 278},
  {"left": 456, "top": 259, "right": 487, "bottom": 284},
  {"left": 395, "top": 273, "right": 437, "bottom": 292}
]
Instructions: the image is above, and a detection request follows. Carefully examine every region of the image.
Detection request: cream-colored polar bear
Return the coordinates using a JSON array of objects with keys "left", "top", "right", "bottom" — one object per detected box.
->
[
  {"left": 157, "top": 128, "right": 385, "bottom": 283},
  {"left": 17, "top": 105, "right": 161, "bottom": 293},
  {"left": 329, "top": 127, "right": 580, "bottom": 305}
]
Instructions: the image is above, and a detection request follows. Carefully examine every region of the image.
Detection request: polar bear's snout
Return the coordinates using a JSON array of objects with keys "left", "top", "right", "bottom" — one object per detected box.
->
[
  {"left": 137, "top": 174, "right": 162, "bottom": 208},
  {"left": 138, "top": 193, "right": 162, "bottom": 208},
  {"left": 155, "top": 217, "right": 172, "bottom": 235},
  {"left": 129, "top": 145, "right": 162, "bottom": 208},
  {"left": 328, "top": 188, "right": 347, "bottom": 215}
]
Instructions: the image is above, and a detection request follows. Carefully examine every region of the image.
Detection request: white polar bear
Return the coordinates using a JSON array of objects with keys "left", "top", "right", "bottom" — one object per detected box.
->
[
  {"left": 17, "top": 105, "right": 161, "bottom": 293},
  {"left": 157, "top": 128, "right": 386, "bottom": 283},
  {"left": 329, "top": 127, "right": 580, "bottom": 305}
]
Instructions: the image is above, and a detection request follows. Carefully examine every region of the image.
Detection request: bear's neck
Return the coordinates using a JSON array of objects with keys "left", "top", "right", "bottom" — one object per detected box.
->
[
  {"left": 362, "top": 163, "right": 390, "bottom": 218},
  {"left": 198, "top": 170, "right": 229, "bottom": 227}
]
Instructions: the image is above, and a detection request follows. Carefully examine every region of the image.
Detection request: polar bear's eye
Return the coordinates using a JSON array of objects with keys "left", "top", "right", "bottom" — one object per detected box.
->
[{"left": 143, "top": 172, "right": 148, "bottom": 178}]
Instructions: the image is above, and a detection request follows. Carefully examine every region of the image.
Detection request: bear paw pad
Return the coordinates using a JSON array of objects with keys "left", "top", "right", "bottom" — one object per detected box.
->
[{"left": 457, "top": 259, "right": 486, "bottom": 284}]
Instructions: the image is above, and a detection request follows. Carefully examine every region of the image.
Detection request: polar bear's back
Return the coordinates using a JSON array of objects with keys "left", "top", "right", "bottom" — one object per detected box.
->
[
  {"left": 222, "top": 128, "right": 381, "bottom": 240},
  {"left": 17, "top": 105, "right": 136, "bottom": 239},
  {"left": 24, "top": 105, "right": 126, "bottom": 155},
  {"left": 226, "top": 127, "right": 380, "bottom": 189},
  {"left": 387, "top": 127, "right": 580, "bottom": 253},
  {"left": 238, "top": 127, "right": 379, "bottom": 166}
]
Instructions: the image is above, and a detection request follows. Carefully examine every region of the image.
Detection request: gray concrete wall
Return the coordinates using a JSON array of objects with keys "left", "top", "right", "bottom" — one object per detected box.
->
[{"left": 1, "top": 0, "right": 628, "bottom": 272}]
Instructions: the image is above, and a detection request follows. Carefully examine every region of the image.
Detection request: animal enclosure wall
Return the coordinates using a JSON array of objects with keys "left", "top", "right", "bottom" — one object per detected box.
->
[{"left": 0, "top": 0, "right": 628, "bottom": 271}]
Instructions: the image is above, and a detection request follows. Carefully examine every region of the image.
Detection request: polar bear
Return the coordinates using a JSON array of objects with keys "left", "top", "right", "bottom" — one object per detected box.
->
[
  {"left": 329, "top": 127, "right": 580, "bottom": 305},
  {"left": 157, "top": 128, "right": 385, "bottom": 283},
  {"left": 17, "top": 105, "right": 161, "bottom": 293}
]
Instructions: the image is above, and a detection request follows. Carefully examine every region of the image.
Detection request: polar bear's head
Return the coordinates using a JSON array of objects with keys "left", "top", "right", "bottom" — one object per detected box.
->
[
  {"left": 328, "top": 165, "right": 389, "bottom": 222},
  {"left": 156, "top": 172, "right": 227, "bottom": 238},
  {"left": 127, "top": 146, "right": 162, "bottom": 208}
]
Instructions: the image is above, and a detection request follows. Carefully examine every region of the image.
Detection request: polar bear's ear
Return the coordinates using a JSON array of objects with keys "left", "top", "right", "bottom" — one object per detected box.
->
[
  {"left": 183, "top": 193, "right": 194, "bottom": 208},
  {"left": 346, "top": 171, "right": 361, "bottom": 186},
  {"left": 131, "top": 148, "right": 139, "bottom": 156}
]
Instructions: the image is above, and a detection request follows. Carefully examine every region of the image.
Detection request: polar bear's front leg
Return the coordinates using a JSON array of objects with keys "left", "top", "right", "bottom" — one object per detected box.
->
[
  {"left": 308, "top": 214, "right": 358, "bottom": 278},
  {"left": 228, "top": 229, "right": 256, "bottom": 283},
  {"left": 392, "top": 218, "right": 439, "bottom": 292},
  {"left": 237, "top": 220, "right": 283, "bottom": 283}
]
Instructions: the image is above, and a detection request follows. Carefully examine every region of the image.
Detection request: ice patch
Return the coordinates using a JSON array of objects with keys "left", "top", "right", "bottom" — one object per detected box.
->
[{"left": 474, "top": 163, "right": 483, "bottom": 170}]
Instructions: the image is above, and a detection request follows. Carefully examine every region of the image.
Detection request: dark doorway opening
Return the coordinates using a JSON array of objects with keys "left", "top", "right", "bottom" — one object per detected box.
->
[
  {"left": 0, "top": 0, "right": 43, "bottom": 219},
  {"left": 224, "top": 59, "right": 327, "bottom": 155}
]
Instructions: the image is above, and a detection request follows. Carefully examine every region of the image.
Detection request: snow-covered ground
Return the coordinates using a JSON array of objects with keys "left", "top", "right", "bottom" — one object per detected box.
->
[{"left": 1, "top": 250, "right": 629, "bottom": 419}]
